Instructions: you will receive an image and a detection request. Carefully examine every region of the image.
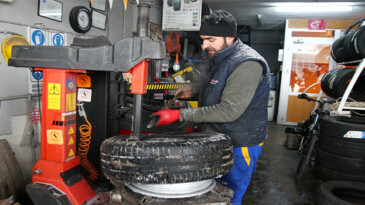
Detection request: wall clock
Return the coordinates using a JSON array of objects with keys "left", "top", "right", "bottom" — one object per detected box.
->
[{"left": 69, "top": 6, "right": 92, "bottom": 33}]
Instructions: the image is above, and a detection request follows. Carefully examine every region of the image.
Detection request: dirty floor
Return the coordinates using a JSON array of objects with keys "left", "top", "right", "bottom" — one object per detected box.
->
[{"left": 242, "top": 122, "right": 320, "bottom": 205}]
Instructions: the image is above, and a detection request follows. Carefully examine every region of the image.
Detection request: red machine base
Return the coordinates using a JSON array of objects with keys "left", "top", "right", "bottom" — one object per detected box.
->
[{"left": 32, "top": 157, "right": 95, "bottom": 204}]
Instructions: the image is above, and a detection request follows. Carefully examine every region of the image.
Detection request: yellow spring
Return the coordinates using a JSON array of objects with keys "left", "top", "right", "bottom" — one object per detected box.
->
[{"left": 78, "top": 117, "right": 99, "bottom": 181}]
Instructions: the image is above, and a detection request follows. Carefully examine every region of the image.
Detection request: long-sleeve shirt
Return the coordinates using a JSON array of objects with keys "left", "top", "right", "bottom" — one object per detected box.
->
[{"left": 180, "top": 60, "right": 263, "bottom": 123}]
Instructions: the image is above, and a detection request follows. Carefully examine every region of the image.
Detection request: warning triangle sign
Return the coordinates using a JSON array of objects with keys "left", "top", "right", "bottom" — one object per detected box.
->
[
  {"left": 49, "top": 84, "right": 60, "bottom": 95},
  {"left": 68, "top": 149, "right": 75, "bottom": 157},
  {"left": 68, "top": 137, "right": 74, "bottom": 145},
  {"left": 68, "top": 127, "right": 74, "bottom": 135}
]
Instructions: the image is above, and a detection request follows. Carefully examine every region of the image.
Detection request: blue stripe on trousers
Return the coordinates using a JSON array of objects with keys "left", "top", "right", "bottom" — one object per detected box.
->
[{"left": 217, "top": 143, "right": 263, "bottom": 205}]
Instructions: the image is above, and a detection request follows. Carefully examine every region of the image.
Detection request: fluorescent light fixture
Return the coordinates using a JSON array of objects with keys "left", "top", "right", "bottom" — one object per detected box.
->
[{"left": 275, "top": 3, "right": 353, "bottom": 12}]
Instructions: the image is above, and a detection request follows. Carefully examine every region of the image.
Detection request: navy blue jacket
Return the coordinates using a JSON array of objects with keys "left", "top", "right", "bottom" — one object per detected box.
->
[{"left": 200, "top": 39, "right": 270, "bottom": 147}]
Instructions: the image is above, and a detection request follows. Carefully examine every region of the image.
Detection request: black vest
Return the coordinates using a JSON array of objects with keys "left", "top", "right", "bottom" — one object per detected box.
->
[{"left": 200, "top": 39, "right": 270, "bottom": 147}]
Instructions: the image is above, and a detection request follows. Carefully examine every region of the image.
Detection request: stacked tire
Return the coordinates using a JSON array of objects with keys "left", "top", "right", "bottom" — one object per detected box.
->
[
  {"left": 314, "top": 116, "right": 365, "bottom": 182},
  {"left": 321, "top": 68, "right": 365, "bottom": 101},
  {"left": 315, "top": 180, "right": 365, "bottom": 205}
]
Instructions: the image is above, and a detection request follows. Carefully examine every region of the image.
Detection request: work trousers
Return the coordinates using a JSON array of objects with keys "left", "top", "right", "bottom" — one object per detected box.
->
[{"left": 217, "top": 143, "right": 264, "bottom": 205}]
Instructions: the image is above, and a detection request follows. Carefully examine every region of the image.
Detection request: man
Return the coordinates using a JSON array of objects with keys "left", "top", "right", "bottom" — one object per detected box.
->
[{"left": 152, "top": 10, "right": 270, "bottom": 205}]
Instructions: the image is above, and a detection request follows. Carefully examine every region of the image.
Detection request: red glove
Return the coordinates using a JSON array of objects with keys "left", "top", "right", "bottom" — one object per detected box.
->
[{"left": 152, "top": 109, "right": 180, "bottom": 126}]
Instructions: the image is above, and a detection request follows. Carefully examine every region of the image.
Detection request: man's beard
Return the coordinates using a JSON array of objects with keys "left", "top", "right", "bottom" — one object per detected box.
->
[{"left": 207, "top": 39, "right": 230, "bottom": 60}]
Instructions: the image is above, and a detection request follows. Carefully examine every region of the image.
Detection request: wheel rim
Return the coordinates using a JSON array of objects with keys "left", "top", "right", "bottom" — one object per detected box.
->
[{"left": 125, "top": 179, "right": 216, "bottom": 198}]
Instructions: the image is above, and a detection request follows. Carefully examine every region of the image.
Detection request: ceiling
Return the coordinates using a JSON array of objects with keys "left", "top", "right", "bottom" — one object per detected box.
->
[{"left": 203, "top": 0, "right": 365, "bottom": 30}]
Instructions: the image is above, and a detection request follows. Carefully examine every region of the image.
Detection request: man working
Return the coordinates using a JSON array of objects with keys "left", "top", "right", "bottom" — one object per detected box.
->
[{"left": 152, "top": 10, "right": 270, "bottom": 205}]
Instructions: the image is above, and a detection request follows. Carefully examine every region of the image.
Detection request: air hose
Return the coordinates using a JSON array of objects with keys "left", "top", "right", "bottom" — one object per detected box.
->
[{"left": 77, "top": 102, "right": 99, "bottom": 181}]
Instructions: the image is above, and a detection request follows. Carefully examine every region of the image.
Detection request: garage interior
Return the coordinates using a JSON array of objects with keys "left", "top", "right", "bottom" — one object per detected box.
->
[{"left": 0, "top": 0, "right": 365, "bottom": 204}]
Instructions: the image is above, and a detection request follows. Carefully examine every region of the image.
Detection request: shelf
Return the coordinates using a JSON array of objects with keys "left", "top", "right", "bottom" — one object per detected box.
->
[{"left": 331, "top": 58, "right": 365, "bottom": 116}]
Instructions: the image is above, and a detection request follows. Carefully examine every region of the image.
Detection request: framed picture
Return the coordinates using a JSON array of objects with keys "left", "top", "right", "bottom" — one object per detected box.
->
[
  {"left": 91, "top": 0, "right": 107, "bottom": 12},
  {"left": 92, "top": 10, "right": 107, "bottom": 30},
  {"left": 38, "top": 0, "right": 63, "bottom": 22}
]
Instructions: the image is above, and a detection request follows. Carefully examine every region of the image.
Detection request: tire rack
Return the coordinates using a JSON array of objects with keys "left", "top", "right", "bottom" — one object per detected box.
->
[{"left": 331, "top": 58, "right": 365, "bottom": 116}]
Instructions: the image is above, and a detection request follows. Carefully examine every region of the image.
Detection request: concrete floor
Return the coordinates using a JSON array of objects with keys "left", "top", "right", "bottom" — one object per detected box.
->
[{"left": 242, "top": 122, "right": 321, "bottom": 205}]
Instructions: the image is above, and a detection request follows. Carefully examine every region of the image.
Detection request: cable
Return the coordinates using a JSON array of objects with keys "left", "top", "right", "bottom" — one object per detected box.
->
[
  {"left": 78, "top": 115, "right": 99, "bottom": 181},
  {"left": 166, "top": 32, "right": 181, "bottom": 66},
  {"left": 330, "top": 97, "right": 365, "bottom": 116},
  {"left": 253, "top": 21, "right": 286, "bottom": 30}
]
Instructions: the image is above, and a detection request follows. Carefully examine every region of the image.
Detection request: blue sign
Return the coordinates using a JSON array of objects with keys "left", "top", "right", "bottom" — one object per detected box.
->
[
  {"left": 31, "top": 30, "right": 45, "bottom": 45},
  {"left": 52, "top": 33, "right": 64, "bottom": 46},
  {"left": 66, "top": 75, "right": 76, "bottom": 90},
  {"left": 32, "top": 71, "right": 43, "bottom": 80}
]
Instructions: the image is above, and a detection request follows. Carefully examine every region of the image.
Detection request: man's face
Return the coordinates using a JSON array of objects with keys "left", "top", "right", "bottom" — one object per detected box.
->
[{"left": 200, "top": 35, "right": 233, "bottom": 60}]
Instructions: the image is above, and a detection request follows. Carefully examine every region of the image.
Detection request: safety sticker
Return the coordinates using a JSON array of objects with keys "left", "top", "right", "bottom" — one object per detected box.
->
[
  {"left": 61, "top": 111, "right": 77, "bottom": 116},
  {"left": 66, "top": 93, "right": 76, "bottom": 112},
  {"left": 68, "top": 149, "right": 75, "bottom": 157},
  {"left": 66, "top": 75, "right": 76, "bottom": 91},
  {"left": 68, "top": 137, "right": 74, "bottom": 145},
  {"left": 77, "top": 74, "right": 91, "bottom": 88},
  {"left": 344, "top": 131, "right": 365, "bottom": 139},
  {"left": 68, "top": 127, "right": 74, "bottom": 135},
  {"left": 48, "top": 83, "right": 61, "bottom": 110},
  {"left": 66, "top": 80, "right": 75, "bottom": 90},
  {"left": 47, "top": 130, "right": 63, "bottom": 145}
]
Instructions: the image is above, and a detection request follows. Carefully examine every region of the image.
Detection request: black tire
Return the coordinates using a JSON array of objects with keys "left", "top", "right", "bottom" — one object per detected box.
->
[
  {"left": 321, "top": 68, "right": 342, "bottom": 98},
  {"left": 316, "top": 147, "right": 365, "bottom": 175},
  {"left": 318, "top": 133, "right": 365, "bottom": 158},
  {"left": 314, "top": 163, "right": 365, "bottom": 183},
  {"left": 321, "top": 68, "right": 365, "bottom": 101},
  {"left": 100, "top": 132, "right": 233, "bottom": 184},
  {"left": 331, "top": 38, "right": 348, "bottom": 64},
  {"left": 172, "top": 0, "right": 181, "bottom": 11},
  {"left": 344, "top": 26, "right": 365, "bottom": 61},
  {"left": 315, "top": 180, "right": 365, "bottom": 205},
  {"left": 167, "top": 0, "right": 172, "bottom": 6},
  {"left": 320, "top": 116, "right": 365, "bottom": 139},
  {"left": 295, "top": 136, "right": 317, "bottom": 181}
]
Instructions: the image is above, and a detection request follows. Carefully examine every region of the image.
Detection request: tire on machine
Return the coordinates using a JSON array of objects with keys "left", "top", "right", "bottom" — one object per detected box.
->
[{"left": 100, "top": 132, "right": 233, "bottom": 184}]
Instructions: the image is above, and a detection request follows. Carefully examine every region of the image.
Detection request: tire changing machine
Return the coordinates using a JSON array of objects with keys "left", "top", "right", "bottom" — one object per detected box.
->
[{"left": 9, "top": 3, "right": 232, "bottom": 204}]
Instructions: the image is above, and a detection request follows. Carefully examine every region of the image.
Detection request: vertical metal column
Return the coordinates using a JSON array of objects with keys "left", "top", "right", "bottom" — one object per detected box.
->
[
  {"left": 131, "top": 3, "right": 151, "bottom": 137},
  {"left": 137, "top": 3, "right": 151, "bottom": 37},
  {"left": 132, "top": 94, "right": 143, "bottom": 136}
]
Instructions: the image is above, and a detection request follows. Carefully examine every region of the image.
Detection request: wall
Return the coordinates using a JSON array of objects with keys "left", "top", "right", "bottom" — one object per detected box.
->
[
  {"left": 250, "top": 29, "right": 283, "bottom": 73},
  {"left": 238, "top": 29, "right": 284, "bottom": 73},
  {"left": 0, "top": 0, "right": 107, "bottom": 136},
  {"left": 0, "top": 0, "right": 162, "bottom": 184}
]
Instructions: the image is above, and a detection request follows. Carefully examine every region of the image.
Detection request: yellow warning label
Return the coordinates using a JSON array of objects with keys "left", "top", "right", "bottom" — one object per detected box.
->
[
  {"left": 49, "top": 83, "right": 61, "bottom": 95},
  {"left": 66, "top": 93, "right": 76, "bottom": 112},
  {"left": 48, "top": 83, "right": 61, "bottom": 110},
  {"left": 68, "top": 127, "right": 74, "bottom": 135},
  {"left": 188, "top": 101, "right": 198, "bottom": 108},
  {"left": 47, "top": 130, "right": 63, "bottom": 145},
  {"left": 68, "top": 149, "right": 75, "bottom": 157},
  {"left": 68, "top": 137, "right": 74, "bottom": 145}
]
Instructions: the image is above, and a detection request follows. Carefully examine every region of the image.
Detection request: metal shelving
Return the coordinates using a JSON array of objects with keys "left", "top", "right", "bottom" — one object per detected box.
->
[{"left": 331, "top": 58, "right": 365, "bottom": 116}]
